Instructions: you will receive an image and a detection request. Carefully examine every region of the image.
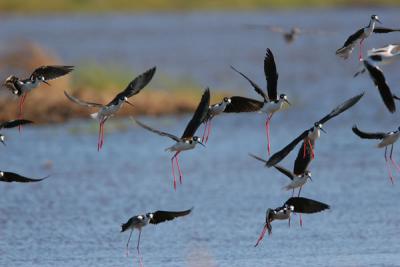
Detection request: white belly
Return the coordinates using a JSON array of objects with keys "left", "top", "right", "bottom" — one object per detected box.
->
[
  {"left": 20, "top": 80, "right": 40, "bottom": 93},
  {"left": 283, "top": 176, "right": 308, "bottom": 190},
  {"left": 273, "top": 210, "right": 291, "bottom": 220},
  {"left": 378, "top": 132, "right": 400, "bottom": 148},
  {"left": 97, "top": 103, "right": 123, "bottom": 120},
  {"left": 166, "top": 141, "right": 196, "bottom": 152},
  {"left": 308, "top": 129, "right": 320, "bottom": 141},
  {"left": 209, "top": 104, "right": 226, "bottom": 117},
  {"left": 261, "top": 101, "right": 282, "bottom": 114}
]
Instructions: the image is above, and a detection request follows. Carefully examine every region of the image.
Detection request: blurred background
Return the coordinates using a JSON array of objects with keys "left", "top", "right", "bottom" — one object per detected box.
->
[{"left": 0, "top": 1, "right": 400, "bottom": 267}]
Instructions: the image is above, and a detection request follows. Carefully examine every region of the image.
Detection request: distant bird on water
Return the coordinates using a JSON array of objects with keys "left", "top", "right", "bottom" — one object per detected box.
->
[
  {"left": 64, "top": 67, "right": 156, "bottom": 151},
  {"left": 231, "top": 48, "right": 290, "bottom": 156},
  {"left": 0, "top": 171, "right": 48, "bottom": 183},
  {"left": 266, "top": 93, "right": 364, "bottom": 167},
  {"left": 0, "top": 119, "right": 33, "bottom": 145},
  {"left": 254, "top": 197, "right": 329, "bottom": 247},
  {"left": 336, "top": 15, "right": 400, "bottom": 61},
  {"left": 132, "top": 88, "right": 209, "bottom": 190},
  {"left": 2, "top": 65, "right": 73, "bottom": 120},
  {"left": 352, "top": 125, "right": 400, "bottom": 184},
  {"left": 121, "top": 208, "right": 192, "bottom": 266}
]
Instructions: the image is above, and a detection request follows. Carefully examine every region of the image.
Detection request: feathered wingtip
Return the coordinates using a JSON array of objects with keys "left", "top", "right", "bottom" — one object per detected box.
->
[{"left": 336, "top": 46, "right": 353, "bottom": 59}]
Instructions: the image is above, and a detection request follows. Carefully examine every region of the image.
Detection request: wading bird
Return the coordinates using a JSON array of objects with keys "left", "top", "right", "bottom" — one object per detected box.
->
[
  {"left": 231, "top": 48, "right": 290, "bottom": 156},
  {"left": 267, "top": 93, "right": 364, "bottom": 167},
  {"left": 352, "top": 125, "right": 400, "bottom": 184},
  {"left": 249, "top": 154, "right": 312, "bottom": 197},
  {"left": 132, "top": 88, "right": 209, "bottom": 190},
  {"left": 121, "top": 208, "right": 192, "bottom": 266},
  {"left": 0, "top": 171, "right": 48, "bottom": 183},
  {"left": 64, "top": 67, "right": 156, "bottom": 151},
  {"left": 336, "top": 15, "right": 400, "bottom": 61},
  {"left": 254, "top": 197, "right": 329, "bottom": 247},
  {"left": 0, "top": 119, "right": 33, "bottom": 145},
  {"left": 2, "top": 65, "right": 73, "bottom": 120}
]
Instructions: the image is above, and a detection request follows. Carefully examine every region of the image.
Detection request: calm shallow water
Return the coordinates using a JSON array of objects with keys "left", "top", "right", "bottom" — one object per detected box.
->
[{"left": 1, "top": 8, "right": 400, "bottom": 267}]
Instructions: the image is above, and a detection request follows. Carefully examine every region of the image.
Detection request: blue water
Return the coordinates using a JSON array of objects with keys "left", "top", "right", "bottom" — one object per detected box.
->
[{"left": 1, "top": 8, "right": 400, "bottom": 267}]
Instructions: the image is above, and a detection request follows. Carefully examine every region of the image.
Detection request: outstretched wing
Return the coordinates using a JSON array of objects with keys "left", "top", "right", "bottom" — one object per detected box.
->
[
  {"left": 285, "top": 197, "right": 329, "bottom": 214},
  {"left": 107, "top": 67, "right": 156, "bottom": 105},
  {"left": 249, "top": 153, "right": 268, "bottom": 165},
  {"left": 264, "top": 48, "right": 279, "bottom": 100},
  {"left": 0, "top": 119, "right": 33, "bottom": 129},
  {"left": 352, "top": 125, "right": 386, "bottom": 139},
  {"left": 131, "top": 117, "right": 181, "bottom": 142},
  {"left": 273, "top": 165, "right": 294, "bottom": 180},
  {"left": 0, "top": 171, "right": 48, "bottom": 183},
  {"left": 64, "top": 91, "right": 104, "bottom": 108},
  {"left": 373, "top": 27, "right": 400, "bottom": 33},
  {"left": 363, "top": 61, "right": 395, "bottom": 113},
  {"left": 181, "top": 88, "right": 210, "bottom": 138},
  {"left": 223, "top": 96, "right": 263, "bottom": 113},
  {"left": 149, "top": 208, "right": 193, "bottom": 224},
  {"left": 230, "top": 66, "right": 267, "bottom": 101},
  {"left": 266, "top": 129, "right": 310, "bottom": 167},
  {"left": 30, "top": 65, "right": 74, "bottom": 81},
  {"left": 318, "top": 93, "right": 364, "bottom": 124}
]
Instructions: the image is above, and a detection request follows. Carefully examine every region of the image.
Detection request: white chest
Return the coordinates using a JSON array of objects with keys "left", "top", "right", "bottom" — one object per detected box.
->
[
  {"left": 209, "top": 103, "right": 227, "bottom": 116},
  {"left": 20, "top": 79, "right": 40, "bottom": 92},
  {"left": 169, "top": 140, "right": 196, "bottom": 152},
  {"left": 378, "top": 132, "right": 400, "bottom": 148},
  {"left": 273, "top": 210, "right": 292, "bottom": 220},
  {"left": 308, "top": 128, "right": 320, "bottom": 141},
  {"left": 99, "top": 102, "right": 123, "bottom": 118},
  {"left": 261, "top": 100, "right": 283, "bottom": 114}
]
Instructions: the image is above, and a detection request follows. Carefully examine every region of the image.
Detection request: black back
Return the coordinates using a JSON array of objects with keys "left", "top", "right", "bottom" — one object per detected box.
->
[
  {"left": 285, "top": 197, "right": 330, "bottom": 214},
  {"left": 223, "top": 96, "right": 263, "bottom": 113},
  {"left": 181, "top": 88, "right": 210, "bottom": 138},
  {"left": 148, "top": 208, "right": 192, "bottom": 224},
  {"left": 373, "top": 27, "right": 400, "bottom": 33},
  {"left": 30, "top": 65, "right": 74, "bottom": 81},
  {"left": 0, "top": 119, "right": 33, "bottom": 129},
  {"left": 342, "top": 28, "right": 364, "bottom": 48},
  {"left": 0, "top": 171, "right": 48, "bottom": 183},
  {"left": 352, "top": 125, "right": 386, "bottom": 140}
]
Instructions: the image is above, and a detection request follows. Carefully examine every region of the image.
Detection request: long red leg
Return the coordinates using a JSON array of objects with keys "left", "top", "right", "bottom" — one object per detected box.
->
[
  {"left": 205, "top": 119, "right": 212, "bottom": 143},
  {"left": 359, "top": 39, "right": 364, "bottom": 61},
  {"left": 171, "top": 153, "right": 177, "bottom": 190},
  {"left": 385, "top": 147, "right": 394, "bottom": 185},
  {"left": 100, "top": 121, "right": 105, "bottom": 149},
  {"left": 254, "top": 224, "right": 268, "bottom": 247},
  {"left": 126, "top": 228, "right": 133, "bottom": 257},
  {"left": 299, "top": 214, "right": 303, "bottom": 227},
  {"left": 303, "top": 140, "right": 307, "bottom": 159},
  {"left": 137, "top": 229, "right": 143, "bottom": 267},
  {"left": 97, "top": 122, "right": 102, "bottom": 151},
  {"left": 175, "top": 152, "right": 183, "bottom": 184},
  {"left": 266, "top": 115, "right": 272, "bottom": 156},
  {"left": 18, "top": 93, "right": 27, "bottom": 132},
  {"left": 389, "top": 144, "right": 400, "bottom": 173},
  {"left": 308, "top": 139, "right": 315, "bottom": 159}
]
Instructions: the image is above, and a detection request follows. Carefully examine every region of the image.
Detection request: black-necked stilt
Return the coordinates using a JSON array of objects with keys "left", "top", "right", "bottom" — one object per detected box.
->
[
  {"left": 231, "top": 48, "right": 290, "bottom": 156},
  {"left": 267, "top": 93, "right": 364, "bottom": 167},
  {"left": 354, "top": 44, "right": 400, "bottom": 77},
  {"left": 132, "top": 88, "right": 209, "bottom": 190},
  {"left": 293, "top": 139, "right": 314, "bottom": 176},
  {"left": 121, "top": 208, "right": 192, "bottom": 266},
  {"left": 352, "top": 125, "right": 400, "bottom": 184},
  {"left": 359, "top": 60, "right": 396, "bottom": 113},
  {"left": 2, "top": 65, "right": 73, "bottom": 119},
  {"left": 254, "top": 197, "right": 329, "bottom": 247},
  {"left": 336, "top": 15, "right": 400, "bottom": 61},
  {"left": 64, "top": 67, "right": 156, "bottom": 151},
  {"left": 201, "top": 95, "right": 265, "bottom": 143},
  {"left": 249, "top": 154, "right": 312, "bottom": 197},
  {"left": 0, "top": 119, "right": 33, "bottom": 145},
  {"left": 0, "top": 171, "right": 48, "bottom": 183}
]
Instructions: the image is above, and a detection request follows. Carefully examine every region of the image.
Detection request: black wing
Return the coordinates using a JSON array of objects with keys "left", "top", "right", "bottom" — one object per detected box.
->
[
  {"left": 249, "top": 153, "right": 268, "bottom": 165},
  {"left": 264, "top": 48, "right": 279, "bottom": 100},
  {"left": 230, "top": 66, "right": 267, "bottom": 101},
  {"left": 373, "top": 27, "right": 400, "bottom": 33},
  {"left": 64, "top": 91, "right": 104, "bottom": 108},
  {"left": 266, "top": 129, "right": 310, "bottom": 167},
  {"left": 318, "top": 93, "right": 364, "bottom": 124},
  {"left": 107, "top": 67, "right": 156, "bottom": 105},
  {"left": 293, "top": 140, "right": 313, "bottom": 176},
  {"left": 273, "top": 165, "right": 294, "bottom": 180},
  {"left": 0, "top": 171, "right": 48, "bottom": 183},
  {"left": 30, "top": 65, "right": 74, "bottom": 81},
  {"left": 285, "top": 197, "right": 329, "bottom": 214},
  {"left": 223, "top": 96, "right": 263, "bottom": 113},
  {"left": 131, "top": 117, "right": 181, "bottom": 142},
  {"left": 363, "top": 61, "right": 395, "bottom": 113},
  {"left": 342, "top": 28, "right": 364, "bottom": 48},
  {"left": 352, "top": 125, "right": 386, "bottom": 139},
  {"left": 181, "top": 88, "right": 210, "bottom": 138},
  {"left": 149, "top": 208, "right": 192, "bottom": 224},
  {"left": 0, "top": 119, "right": 33, "bottom": 129}
]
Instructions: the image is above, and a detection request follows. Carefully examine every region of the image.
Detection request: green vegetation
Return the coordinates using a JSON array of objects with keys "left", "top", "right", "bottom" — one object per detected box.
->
[{"left": 0, "top": 0, "right": 398, "bottom": 13}]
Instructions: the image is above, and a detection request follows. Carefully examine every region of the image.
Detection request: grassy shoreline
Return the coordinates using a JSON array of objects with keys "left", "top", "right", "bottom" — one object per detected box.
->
[{"left": 0, "top": 0, "right": 399, "bottom": 14}]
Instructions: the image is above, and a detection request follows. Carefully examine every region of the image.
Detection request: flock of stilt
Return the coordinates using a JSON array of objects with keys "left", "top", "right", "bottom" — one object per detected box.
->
[{"left": 1, "top": 14, "right": 400, "bottom": 266}]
